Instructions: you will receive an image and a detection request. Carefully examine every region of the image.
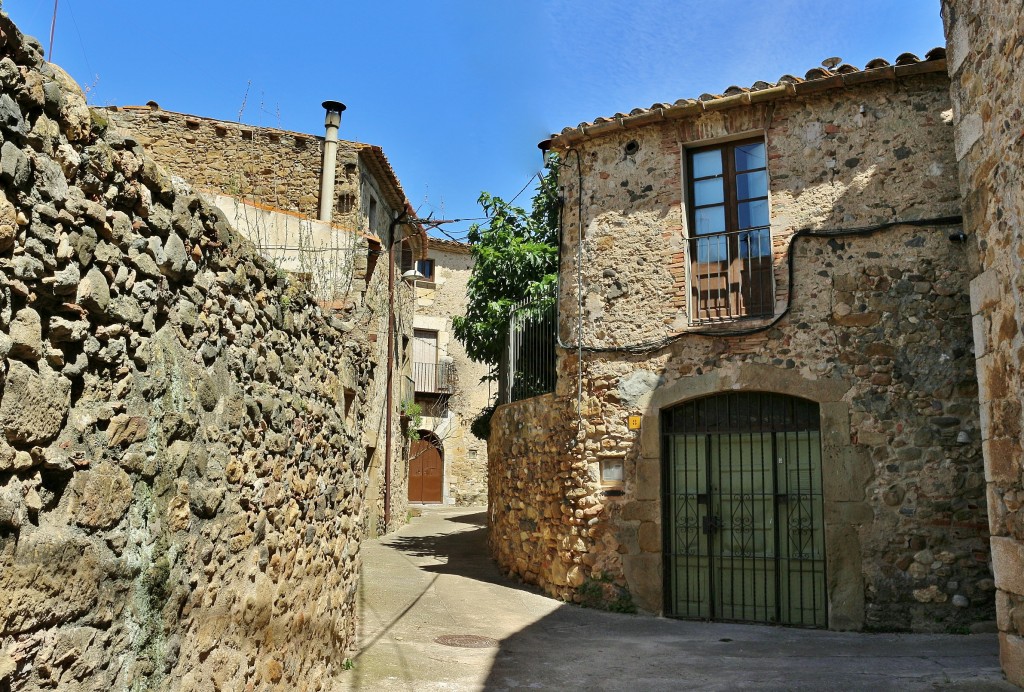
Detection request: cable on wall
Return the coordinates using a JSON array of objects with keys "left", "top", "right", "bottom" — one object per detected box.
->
[{"left": 558, "top": 213, "right": 965, "bottom": 355}]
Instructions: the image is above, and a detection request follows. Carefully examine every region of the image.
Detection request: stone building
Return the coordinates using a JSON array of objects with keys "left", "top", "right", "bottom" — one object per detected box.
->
[
  {"left": 489, "top": 49, "right": 996, "bottom": 633},
  {"left": 409, "top": 237, "right": 489, "bottom": 506},
  {"left": 106, "top": 103, "right": 427, "bottom": 537},
  {"left": 0, "top": 11, "right": 414, "bottom": 688},
  {"left": 942, "top": 0, "right": 1024, "bottom": 683}
]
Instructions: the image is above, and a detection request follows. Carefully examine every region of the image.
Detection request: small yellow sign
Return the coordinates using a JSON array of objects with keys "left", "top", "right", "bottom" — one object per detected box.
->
[{"left": 628, "top": 415, "right": 642, "bottom": 431}]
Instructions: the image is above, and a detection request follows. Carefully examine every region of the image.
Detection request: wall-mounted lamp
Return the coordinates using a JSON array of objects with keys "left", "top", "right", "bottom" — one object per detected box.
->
[{"left": 538, "top": 139, "right": 552, "bottom": 168}]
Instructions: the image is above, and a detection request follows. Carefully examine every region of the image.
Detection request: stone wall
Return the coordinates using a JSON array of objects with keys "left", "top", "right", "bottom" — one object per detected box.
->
[
  {"left": 489, "top": 68, "right": 994, "bottom": 631},
  {"left": 414, "top": 240, "right": 489, "bottom": 506},
  {"left": 0, "top": 14, "right": 374, "bottom": 690},
  {"left": 108, "top": 86, "right": 416, "bottom": 540},
  {"left": 488, "top": 395, "right": 585, "bottom": 594},
  {"left": 942, "top": 0, "right": 1024, "bottom": 682},
  {"left": 106, "top": 106, "right": 361, "bottom": 229}
]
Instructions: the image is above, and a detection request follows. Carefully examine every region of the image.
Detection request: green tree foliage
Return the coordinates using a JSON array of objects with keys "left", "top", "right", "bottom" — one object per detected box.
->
[{"left": 453, "top": 158, "right": 560, "bottom": 371}]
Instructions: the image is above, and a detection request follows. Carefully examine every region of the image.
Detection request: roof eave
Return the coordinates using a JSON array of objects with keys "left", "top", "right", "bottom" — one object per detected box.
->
[{"left": 547, "top": 60, "right": 948, "bottom": 151}]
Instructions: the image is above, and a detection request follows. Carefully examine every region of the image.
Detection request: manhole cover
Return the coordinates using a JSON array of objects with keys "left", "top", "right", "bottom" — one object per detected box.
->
[{"left": 434, "top": 634, "right": 499, "bottom": 648}]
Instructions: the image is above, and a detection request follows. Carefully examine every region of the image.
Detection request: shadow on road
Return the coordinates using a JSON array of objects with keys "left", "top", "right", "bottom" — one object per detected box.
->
[
  {"left": 356, "top": 508, "right": 1009, "bottom": 691},
  {"left": 380, "top": 515, "right": 539, "bottom": 591}
]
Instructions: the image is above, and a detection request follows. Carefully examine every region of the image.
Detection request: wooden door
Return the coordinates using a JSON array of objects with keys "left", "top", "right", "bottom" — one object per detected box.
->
[{"left": 409, "top": 437, "right": 443, "bottom": 503}]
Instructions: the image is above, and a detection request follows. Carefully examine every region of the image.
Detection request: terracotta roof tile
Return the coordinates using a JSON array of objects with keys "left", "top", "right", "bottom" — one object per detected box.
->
[
  {"left": 895, "top": 52, "right": 922, "bottom": 65},
  {"left": 804, "top": 67, "right": 833, "bottom": 80},
  {"left": 547, "top": 49, "right": 948, "bottom": 148},
  {"left": 427, "top": 236, "right": 472, "bottom": 254}
]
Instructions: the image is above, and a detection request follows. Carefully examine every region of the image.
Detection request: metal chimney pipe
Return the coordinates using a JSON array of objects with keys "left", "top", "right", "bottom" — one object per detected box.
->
[{"left": 319, "top": 100, "right": 346, "bottom": 222}]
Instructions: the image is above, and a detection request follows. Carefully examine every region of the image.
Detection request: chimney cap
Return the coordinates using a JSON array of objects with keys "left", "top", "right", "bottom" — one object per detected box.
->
[{"left": 322, "top": 100, "right": 347, "bottom": 113}]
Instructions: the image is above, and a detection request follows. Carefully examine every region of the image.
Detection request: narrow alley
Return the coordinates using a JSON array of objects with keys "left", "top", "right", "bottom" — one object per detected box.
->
[{"left": 345, "top": 507, "right": 1012, "bottom": 691}]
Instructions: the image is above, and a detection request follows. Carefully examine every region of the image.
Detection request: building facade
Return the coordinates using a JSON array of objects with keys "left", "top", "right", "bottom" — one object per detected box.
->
[
  {"left": 409, "top": 238, "right": 490, "bottom": 506},
  {"left": 489, "top": 50, "right": 996, "bottom": 632},
  {"left": 0, "top": 14, "right": 406, "bottom": 688},
  {"left": 942, "top": 0, "right": 1024, "bottom": 683},
  {"left": 109, "top": 104, "right": 426, "bottom": 536}
]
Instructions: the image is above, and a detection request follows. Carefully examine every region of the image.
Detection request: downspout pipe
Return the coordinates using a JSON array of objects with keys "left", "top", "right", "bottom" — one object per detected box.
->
[
  {"left": 319, "top": 100, "right": 346, "bottom": 222},
  {"left": 383, "top": 209, "right": 408, "bottom": 530}
]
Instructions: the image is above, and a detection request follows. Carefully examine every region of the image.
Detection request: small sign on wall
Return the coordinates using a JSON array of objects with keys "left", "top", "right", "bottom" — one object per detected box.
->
[{"left": 628, "top": 415, "right": 642, "bottom": 430}]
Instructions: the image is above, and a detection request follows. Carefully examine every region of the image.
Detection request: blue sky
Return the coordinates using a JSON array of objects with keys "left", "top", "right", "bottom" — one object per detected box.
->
[{"left": 6, "top": 1, "right": 945, "bottom": 240}]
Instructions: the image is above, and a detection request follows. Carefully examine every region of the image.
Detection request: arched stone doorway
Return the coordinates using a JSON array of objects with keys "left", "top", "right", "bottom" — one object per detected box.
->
[
  {"left": 409, "top": 432, "right": 444, "bottom": 504},
  {"left": 662, "top": 391, "right": 826, "bottom": 626}
]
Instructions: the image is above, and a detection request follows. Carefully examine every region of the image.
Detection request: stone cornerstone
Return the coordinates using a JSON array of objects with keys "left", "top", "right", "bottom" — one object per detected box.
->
[
  {"left": 0, "top": 14, "right": 373, "bottom": 691},
  {"left": 942, "top": 0, "right": 1024, "bottom": 684}
]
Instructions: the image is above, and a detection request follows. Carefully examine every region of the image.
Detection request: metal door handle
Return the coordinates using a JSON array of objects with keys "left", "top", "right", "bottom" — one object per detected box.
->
[{"left": 702, "top": 515, "right": 721, "bottom": 535}]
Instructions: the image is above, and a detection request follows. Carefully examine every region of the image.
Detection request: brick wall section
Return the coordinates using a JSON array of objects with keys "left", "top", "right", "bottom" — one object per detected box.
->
[
  {"left": 942, "top": 0, "right": 1024, "bottom": 682},
  {"left": 489, "top": 71, "right": 994, "bottom": 630},
  {"left": 0, "top": 15, "right": 376, "bottom": 689}
]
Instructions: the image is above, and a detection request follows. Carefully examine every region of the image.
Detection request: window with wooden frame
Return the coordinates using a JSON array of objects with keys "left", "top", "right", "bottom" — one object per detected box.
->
[
  {"left": 687, "top": 138, "right": 773, "bottom": 322},
  {"left": 416, "top": 258, "right": 435, "bottom": 282}
]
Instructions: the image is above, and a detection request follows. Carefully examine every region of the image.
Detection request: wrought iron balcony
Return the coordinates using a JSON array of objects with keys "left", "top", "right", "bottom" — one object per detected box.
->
[
  {"left": 412, "top": 361, "right": 455, "bottom": 394},
  {"left": 688, "top": 227, "right": 774, "bottom": 323}
]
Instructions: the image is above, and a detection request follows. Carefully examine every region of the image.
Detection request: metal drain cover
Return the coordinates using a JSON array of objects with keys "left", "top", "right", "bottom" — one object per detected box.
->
[{"left": 434, "top": 634, "right": 499, "bottom": 648}]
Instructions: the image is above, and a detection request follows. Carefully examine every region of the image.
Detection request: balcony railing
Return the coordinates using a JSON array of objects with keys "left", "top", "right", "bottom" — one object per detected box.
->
[
  {"left": 688, "top": 227, "right": 775, "bottom": 323},
  {"left": 502, "top": 297, "right": 556, "bottom": 404},
  {"left": 413, "top": 361, "right": 455, "bottom": 394}
]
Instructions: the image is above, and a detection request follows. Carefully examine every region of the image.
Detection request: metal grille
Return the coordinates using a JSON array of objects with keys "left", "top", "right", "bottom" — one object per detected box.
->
[
  {"left": 502, "top": 297, "right": 556, "bottom": 404},
  {"left": 687, "top": 227, "right": 774, "bottom": 323},
  {"left": 434, "top": 634, "right": 499, "bottom": 648},
  {"left": 662, "top": 392, "right": 826, "bottom": 627}
]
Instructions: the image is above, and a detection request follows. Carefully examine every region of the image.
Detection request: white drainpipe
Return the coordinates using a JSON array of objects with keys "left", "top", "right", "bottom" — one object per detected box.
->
[{"left": 319, "top": 100, "right": 346, "bottom": 222}]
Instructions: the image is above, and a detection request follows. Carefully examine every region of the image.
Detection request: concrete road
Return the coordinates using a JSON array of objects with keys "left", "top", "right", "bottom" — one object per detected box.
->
[{"left": 343, "top": 506, "right": 1013, "bottom": 691}]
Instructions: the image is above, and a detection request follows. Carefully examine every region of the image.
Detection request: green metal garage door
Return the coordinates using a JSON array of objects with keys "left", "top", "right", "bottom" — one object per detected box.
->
[{"left": 663, "top": 392, "right": 826, "bottom": 627}]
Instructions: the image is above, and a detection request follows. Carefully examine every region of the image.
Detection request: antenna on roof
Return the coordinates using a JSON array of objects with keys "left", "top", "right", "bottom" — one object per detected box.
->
[
  {"left": 48, "top": 0, "right": 59, "bottom": 61},
  {"left": 822, "top": 57, "right": 842, "bottom": 70}
]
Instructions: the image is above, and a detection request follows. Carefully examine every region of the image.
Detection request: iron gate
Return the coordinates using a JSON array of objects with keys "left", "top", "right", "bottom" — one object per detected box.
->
[{"left": 662, "top": 392, "right": 826, "bottom": 627}]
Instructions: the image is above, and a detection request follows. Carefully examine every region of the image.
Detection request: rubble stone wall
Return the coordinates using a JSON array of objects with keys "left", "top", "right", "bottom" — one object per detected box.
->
[
  {"left": 488, "top": 395, "right": 582, "bottom": 588},
  {"left": 0, "top": 15, "right": 372, "bottom": 690},
  {"left": 942, "top": 0, "right": 1024, "bottom": 682},
  {"left": 489, "top": 71, "right": 994, "bottom": 631},
  {"left": 106, "top": 106, "right": 361, "bottom": 229}
]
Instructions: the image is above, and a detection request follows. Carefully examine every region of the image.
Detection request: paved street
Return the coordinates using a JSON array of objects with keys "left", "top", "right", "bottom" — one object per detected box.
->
[{"left": 343, "top": 506, "right": 1012, "bottom": 691}]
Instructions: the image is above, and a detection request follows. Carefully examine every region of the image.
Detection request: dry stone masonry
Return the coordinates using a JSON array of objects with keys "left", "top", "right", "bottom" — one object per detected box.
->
[
  {"left": 943, "top": 0, "right": 1024, "bottom": 683},
  {"left": 0, "top": 14, "right": 377, "bottom": 690}
]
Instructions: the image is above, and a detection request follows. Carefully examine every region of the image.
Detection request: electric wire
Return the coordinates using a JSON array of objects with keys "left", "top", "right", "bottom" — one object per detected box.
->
[
  {"left": 429, "top": 171, "right": 544, "bottom": 245},
  {"left": 556, "top": 211, "right": 964, "bottom": 355}
]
